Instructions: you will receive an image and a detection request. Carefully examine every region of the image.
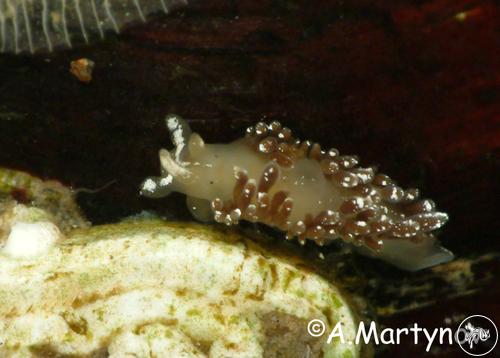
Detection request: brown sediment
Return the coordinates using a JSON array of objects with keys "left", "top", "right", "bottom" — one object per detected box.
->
[
  {"left": 262, "top": 311, "right": 324, "bottom": 358},
  {"left": 69, "top": 58, "right": 95, "bottom": 84}
]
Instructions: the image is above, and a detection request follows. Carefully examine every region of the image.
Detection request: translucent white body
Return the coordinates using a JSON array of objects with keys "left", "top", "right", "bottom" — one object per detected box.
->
[{"left": 142, "top": 116, "right": 454, "bottom": 271}]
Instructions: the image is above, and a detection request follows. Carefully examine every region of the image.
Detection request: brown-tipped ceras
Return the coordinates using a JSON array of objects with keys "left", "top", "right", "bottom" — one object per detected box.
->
[{"left": 141, "top": 115, "right": 453, "bottom": 271}]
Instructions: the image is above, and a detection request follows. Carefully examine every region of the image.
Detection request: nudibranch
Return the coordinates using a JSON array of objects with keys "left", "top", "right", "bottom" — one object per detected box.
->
[
  {"left": 0, "top": 0, "right": 187, "bottom": 53},
  {"left": 141, "top": 115, "right": 453, "bottom": 271}
]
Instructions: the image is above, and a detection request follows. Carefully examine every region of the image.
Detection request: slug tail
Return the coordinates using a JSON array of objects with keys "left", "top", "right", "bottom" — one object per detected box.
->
[{"left": 358, "top": 234, "right": 454, "bottom": 271}]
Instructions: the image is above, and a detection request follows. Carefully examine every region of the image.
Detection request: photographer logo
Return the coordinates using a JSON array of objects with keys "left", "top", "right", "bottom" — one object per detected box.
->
[{"left": 455, "top": 315, "right": 498, "bottom": 356}]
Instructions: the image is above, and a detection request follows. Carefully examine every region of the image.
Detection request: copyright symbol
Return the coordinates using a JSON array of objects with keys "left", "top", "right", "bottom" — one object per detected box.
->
[{"left": 307, "top": 319, "right": 326, "bottom": 337}]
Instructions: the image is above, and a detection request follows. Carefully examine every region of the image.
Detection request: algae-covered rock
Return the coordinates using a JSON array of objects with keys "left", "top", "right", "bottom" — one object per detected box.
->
[
  {"left": 0, "top": 167, "right": 89, "bottom": 233},
  {"left": 0, "top": 168, "right": 367, "bottom": 357},
  {"left": 0, "top": 214, "right": 366, "bottom": 357}
]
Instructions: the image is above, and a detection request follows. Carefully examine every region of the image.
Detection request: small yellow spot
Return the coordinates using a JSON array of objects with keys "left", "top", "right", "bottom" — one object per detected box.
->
[{"left": 454, "top": 12, "right": 467, "bottom": 22}]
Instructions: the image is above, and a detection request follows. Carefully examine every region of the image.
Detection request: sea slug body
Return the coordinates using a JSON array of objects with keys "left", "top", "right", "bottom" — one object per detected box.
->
[
  {"left": 141, "top": 115, "right": 453, "bottom": 271},
  {"left": 0, "top": 0, "right": 188, "bottom": 53}
]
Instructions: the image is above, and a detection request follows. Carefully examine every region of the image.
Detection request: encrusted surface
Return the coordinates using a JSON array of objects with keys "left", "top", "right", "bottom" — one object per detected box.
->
[
  {"left": 0, "top": 167, "right": 89, "bottom": 232},
  {"left": 0, "top": 217, "right": 364, "bottom": 357}
]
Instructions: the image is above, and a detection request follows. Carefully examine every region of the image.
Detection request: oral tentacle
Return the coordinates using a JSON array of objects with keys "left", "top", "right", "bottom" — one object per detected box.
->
[
  {"left": 158, "top": 149, "right": 191, "bottom": 183},
  {"left": 140, "top": 175, "right": 173, "bottom": 198}
]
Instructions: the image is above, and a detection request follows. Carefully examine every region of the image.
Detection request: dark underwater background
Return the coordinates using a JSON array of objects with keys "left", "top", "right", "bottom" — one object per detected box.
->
[{"left": 0, "top": 1, "right": 498, "bottom": 356}]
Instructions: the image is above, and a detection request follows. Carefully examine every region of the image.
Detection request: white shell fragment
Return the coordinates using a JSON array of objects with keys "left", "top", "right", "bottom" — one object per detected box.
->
[
  {"left": 0, "top": 218, "right": 363, "bottom": 357},
  {"left": 3, "top": 221, "right": 62, "bottom": 258},
  {"left": 0, "top": 203, "right": 64, "bottom": 258}
]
